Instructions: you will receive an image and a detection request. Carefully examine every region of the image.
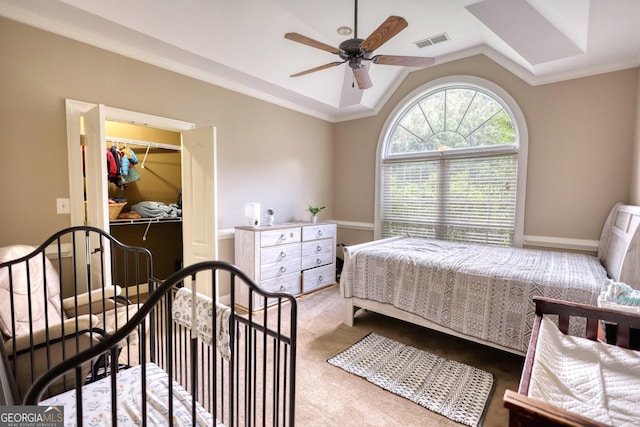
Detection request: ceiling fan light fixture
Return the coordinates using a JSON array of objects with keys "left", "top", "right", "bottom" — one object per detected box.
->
[
  {"left": 284, "top": 1, "right": 434, "bottom": 91},
  {"left": 337, "top": 26, "right": 353, "bottom": 36}
]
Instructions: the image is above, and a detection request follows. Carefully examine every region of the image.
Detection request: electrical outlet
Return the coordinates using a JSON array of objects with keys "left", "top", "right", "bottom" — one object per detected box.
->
[{"left": 56, "top": 198, "right": 70, "bottom": 214}]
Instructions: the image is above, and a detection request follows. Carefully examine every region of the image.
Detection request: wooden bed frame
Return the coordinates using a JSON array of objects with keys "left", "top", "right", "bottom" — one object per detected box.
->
[
  {"left": 503, "top": 296, "right": 640, "bottom": 426},
  {"left": 340, "top": 203, "right": 640, "bottom": 355}
]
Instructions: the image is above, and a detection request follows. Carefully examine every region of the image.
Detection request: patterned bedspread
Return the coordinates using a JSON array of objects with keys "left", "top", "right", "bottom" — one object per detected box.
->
[{"left": 341, "top": 237, "right": 607, "bottom": 353}]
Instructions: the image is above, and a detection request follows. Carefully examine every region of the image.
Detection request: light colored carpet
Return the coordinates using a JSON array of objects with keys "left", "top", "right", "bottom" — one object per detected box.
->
[
  {"left": 328, "top": 332, "right": 494, "bottom": 427},
  {"left": 294, "top": 284, "right": 524, "bottom": 427}
]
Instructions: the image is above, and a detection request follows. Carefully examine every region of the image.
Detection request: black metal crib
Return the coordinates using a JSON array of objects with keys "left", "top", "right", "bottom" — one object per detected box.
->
[{"left": 0, "top": 226, "right": 297, "bottom": 426}]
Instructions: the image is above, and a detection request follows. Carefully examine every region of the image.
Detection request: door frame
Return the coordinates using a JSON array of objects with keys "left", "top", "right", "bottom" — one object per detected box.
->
[{"left": 65, "top": 99, "right": 196, "bottom": 228}]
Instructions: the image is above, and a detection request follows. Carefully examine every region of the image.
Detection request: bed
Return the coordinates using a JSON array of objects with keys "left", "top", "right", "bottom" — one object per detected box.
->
[
  {"left": 503, "top": 296, "right": 640, "bottom": 426},
  {"left": 0, "top": 226, "right": 297, "bottom": 426},
  {"left": 340, "top": 203, "right": 640, "bottom": 355}
]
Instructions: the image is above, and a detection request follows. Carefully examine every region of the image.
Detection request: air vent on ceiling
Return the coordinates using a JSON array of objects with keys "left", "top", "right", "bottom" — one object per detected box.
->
[{"left": 415, "top": 33, "right": 449, "bottom": 48}]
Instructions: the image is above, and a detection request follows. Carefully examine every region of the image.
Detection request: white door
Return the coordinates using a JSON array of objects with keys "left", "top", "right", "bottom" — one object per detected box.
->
[
  {"left": 72, "top": 101, "right": 217, "bottom": 294},
  {"left": 78, "top": 105, "right": 112, "bottom": 289},
  {"left": 181, "top": 127, "right": 218, "bottom": 263},
  {"left": 83, "top": 105, "right": 109, "bottom": 231},
  {"left": 181, "top": 127, "right": 218, "bottom": 298}
]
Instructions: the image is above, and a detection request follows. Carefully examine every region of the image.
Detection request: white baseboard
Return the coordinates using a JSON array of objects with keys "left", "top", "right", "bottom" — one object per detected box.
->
[
  {"left": 334, "top": 220, "right": 374, "bottom": 231},
  {"left": 331, "top": 223, "right": 598, "bottom": 252},
  {"left": 217, "top": 222, "right": 376, "bottom": 238},
  {"left": 523, "top": 235, "right": 599, "bottom": 252},
  {"left": 218, "top": 228, "right": 235, "bottom": 240},
  {"left": 45, "top": 243, "right": 73, "bottom": 259}
]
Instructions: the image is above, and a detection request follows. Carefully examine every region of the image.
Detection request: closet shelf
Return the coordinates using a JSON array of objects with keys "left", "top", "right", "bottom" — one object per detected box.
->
[
  {"left": 106, "top": 136, "right": 181, "bottom": 151},
  {"left": 109, "top": 217, "right": 182, "bottom": 226}
]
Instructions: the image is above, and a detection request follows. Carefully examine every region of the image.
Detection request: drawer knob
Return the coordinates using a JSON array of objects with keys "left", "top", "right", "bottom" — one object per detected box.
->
[
  {"left": 280, "top": 285, "right": 286, "bottom": 291},
  {"left": 317, "top": 230, "right": 323, "bottom": 237},
  {"left": 316, "top": 258, "right": 322, "bottom": 265},
  {"left": 279, "top": 234, "right": 286, "bottom": 241},
  {"left": 279, "top": 266, "right": 287, "bottom": 273},
  {"left": 318, "top": 275, "right": 324, "bottom": 282},
  {"left": 316, "top": 245, "right": 322, "bottom": 252},
  {"left": 280, "top": 251, "right": 287, "bottom": 259}
]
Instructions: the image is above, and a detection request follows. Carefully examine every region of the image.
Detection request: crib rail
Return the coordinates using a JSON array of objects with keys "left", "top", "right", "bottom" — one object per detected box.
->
[
  {"left": 0, "top": 226, "right": 153, "bottom": 401},
  {"left": 23, "top": 260, "right": 298, "bottom": 427}
]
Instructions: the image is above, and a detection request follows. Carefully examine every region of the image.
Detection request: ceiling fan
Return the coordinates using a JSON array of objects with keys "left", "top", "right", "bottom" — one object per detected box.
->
[{"left": 284, "top": 0, "right": 435, "bottom": 90}]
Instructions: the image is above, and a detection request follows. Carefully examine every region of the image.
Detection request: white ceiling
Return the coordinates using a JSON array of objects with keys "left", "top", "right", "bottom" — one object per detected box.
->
[{"left": 2, "top": 0, "right": 640, "bottom": 122}]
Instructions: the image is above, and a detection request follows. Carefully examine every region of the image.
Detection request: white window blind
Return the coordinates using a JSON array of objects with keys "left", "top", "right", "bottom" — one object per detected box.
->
[
  {"left": 379, "top": 80, "right": 525, "bottom": 247},
  {"left": 381, "top": 153, "right": 517, "bottom": 245}
]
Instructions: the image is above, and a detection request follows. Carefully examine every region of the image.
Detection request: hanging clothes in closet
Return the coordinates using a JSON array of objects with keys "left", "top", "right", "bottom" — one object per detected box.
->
[
  {"left": 120, "top": 146, "right": 140, "bottom": 184},
  {"left": 106, "top": 144, "right": 141, "bottom": 188},
  {"left": 106, "top": 146, "right": 121, "bottom": 186}
]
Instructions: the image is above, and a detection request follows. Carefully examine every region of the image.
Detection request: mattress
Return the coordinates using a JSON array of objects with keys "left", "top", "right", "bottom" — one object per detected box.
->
[
  {"left": 41, "top": 362, "right": 221, "bottom": 427},
  {"left": 528, "top": 316, "right": 640, "bottom": 425},
  {"left": 342, "top": 237, "right": 607, "bottom": 352}
]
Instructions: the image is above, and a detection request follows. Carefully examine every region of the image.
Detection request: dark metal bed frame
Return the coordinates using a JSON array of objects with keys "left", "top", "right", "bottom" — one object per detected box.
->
[{"left": 0, "top": 226, "right": 297, "bottom": 426}]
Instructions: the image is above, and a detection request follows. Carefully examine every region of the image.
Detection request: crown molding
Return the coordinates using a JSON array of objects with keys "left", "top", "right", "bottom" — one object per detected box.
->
[{"left": 2, "top": 3, "right": 638, "bottom": 124}]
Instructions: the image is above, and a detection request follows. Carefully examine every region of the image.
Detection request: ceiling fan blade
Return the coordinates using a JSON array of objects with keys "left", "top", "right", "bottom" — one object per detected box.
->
[
  {"left": 372, "top": 55, "right": 436, "bottom": 67},
  {"left": 361, "top": 16, "right": 408, "bottom": 53},
  {"left": 285, "top": 32, "right": 341, "bottom": 55},
  {"left": 353, "top": 66, "right": 372, "bottom": 90},
  {"left": 290, "top": 62, "right": 344, "bottom": 77}
]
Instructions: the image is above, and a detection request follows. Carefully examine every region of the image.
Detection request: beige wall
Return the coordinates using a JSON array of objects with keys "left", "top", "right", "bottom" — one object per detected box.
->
[
  {"left": 335, "top": 55, "right": 639, "bottom": 244},
  {"left": 631, "top": 68, "right": 640, "bottom": 205},
  {"left": 2, "top": 17, "right": 639, "bottom": 262},
  {"left": 0, "top": 17, "right": 334, "bottom": 262}
]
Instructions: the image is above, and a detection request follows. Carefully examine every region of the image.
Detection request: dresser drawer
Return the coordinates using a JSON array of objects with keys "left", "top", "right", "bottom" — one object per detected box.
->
[
  {"left": 261, "top": 273, "right": 300, "bottom": 295},
  {"left": 301, "top": 239, "right": 334, "bottom": 258},
  {"left": 302, "top": 224, "right": 336, "bottom": 242},
  {"left": 261, "top": 244, "right": 301, "bottom": 265},
  {"left": 261, "top": 257, "right": 301, "bottom": 281},
  {"left": 302, "top": 264, "right": 335, "bottom": 293},
  {"left": 254, "top": 274, "right": 300, "bottom": 309},
  {"left": 301, "top": 251, "right": 333, "bottom": 270},
  {"left": 260, "top": 228, "right": 301, "bottom": 247}
]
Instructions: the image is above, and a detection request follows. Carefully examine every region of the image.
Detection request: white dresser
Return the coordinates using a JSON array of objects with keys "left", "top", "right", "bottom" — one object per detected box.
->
[{"left": 234, "top": 222, "right": 336, "bottom": 309}]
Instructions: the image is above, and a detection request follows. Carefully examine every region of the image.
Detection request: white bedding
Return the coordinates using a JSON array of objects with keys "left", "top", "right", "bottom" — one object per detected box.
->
[
  {"left": 41, "top": 362, "right": 221, "bottom": 427},
  {"left": 528, "top": 317, "right": 640, "bottom": 426},
  {"left": 341, "top": 237, "right": 607, "bottom": 353}
]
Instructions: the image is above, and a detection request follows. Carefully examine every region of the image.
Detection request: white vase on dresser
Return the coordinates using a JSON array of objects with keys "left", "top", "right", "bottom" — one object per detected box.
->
[{"left": 234, "top": 221, "right": 337, "bottom": 310}]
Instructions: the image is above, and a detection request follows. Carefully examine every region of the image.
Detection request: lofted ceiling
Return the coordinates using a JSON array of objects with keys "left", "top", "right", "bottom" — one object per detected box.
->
[{"left": 1, "top": 0, "right": 640, "bottom": 122}]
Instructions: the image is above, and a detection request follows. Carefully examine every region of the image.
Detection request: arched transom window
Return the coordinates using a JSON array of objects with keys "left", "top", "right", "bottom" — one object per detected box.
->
[{"left": 378, "top": 77, "right": 527, "bottom": 246}]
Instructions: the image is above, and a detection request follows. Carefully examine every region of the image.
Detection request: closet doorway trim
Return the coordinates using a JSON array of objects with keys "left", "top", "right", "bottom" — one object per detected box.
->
[{"left": 65, "top": 99, "right": 195, "bottom": 228}]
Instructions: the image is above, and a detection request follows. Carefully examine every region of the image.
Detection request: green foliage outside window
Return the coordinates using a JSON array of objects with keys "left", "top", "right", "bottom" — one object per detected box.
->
[{"left": 382, "top": 85, "right": 518, "bottom": 246}]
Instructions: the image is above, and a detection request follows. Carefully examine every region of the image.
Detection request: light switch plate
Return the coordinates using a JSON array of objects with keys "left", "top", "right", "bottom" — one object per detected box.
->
[{"left": 56, "top": 198, "right": 70, "bottom": 214}]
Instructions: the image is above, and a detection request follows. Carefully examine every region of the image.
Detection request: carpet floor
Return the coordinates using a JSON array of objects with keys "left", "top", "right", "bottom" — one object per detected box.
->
[{"left": 293, "top": 284, "right": 524, "bottom": 426}]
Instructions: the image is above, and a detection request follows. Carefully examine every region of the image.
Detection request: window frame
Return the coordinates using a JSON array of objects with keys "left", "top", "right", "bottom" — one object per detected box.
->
[{"left": 374, "top": 75, "right": 528, "bottom": 246}]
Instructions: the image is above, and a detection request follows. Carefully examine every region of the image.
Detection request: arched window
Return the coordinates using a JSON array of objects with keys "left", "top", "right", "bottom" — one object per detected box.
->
[{"left": 376, "top": 76, "right": 528, "bottom": 246}]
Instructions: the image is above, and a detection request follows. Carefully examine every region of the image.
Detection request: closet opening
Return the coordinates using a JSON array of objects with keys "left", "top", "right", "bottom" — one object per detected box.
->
[
  {"left": 66, "top": 99, "right": 218, "bottom": 301},
  {"left": 102, "top": 121, "right": 183, "bottom": 285}
]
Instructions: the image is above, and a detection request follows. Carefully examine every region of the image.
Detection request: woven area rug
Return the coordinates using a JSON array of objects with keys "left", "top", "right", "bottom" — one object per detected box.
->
[{"left": 328, "top": 332, "right": 495, "bottom": 427}]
